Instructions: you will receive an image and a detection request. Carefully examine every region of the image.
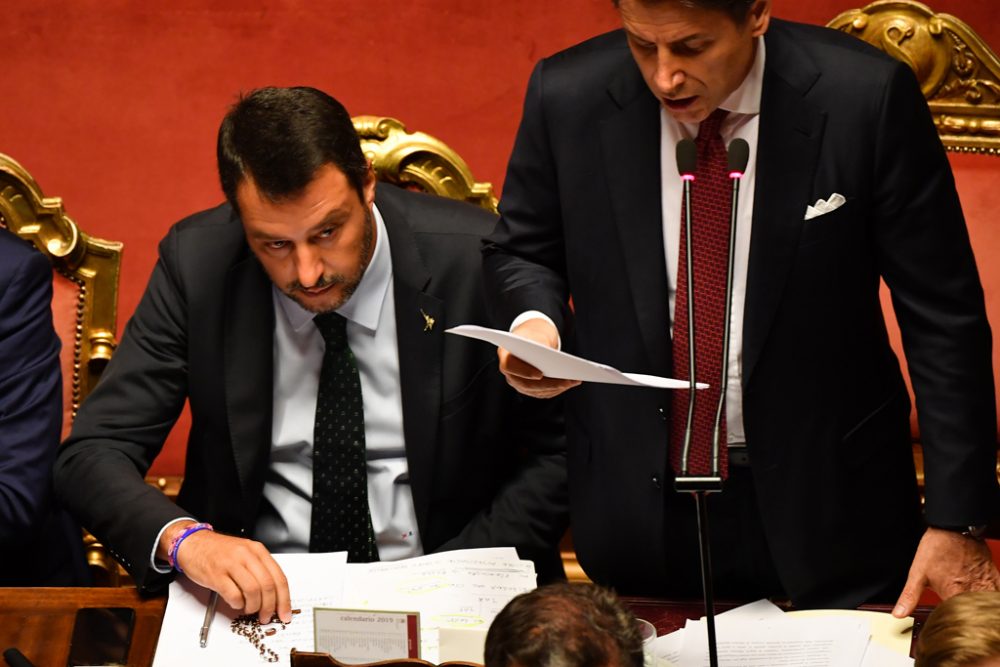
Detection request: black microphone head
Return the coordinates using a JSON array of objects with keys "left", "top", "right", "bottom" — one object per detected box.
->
[
  {"left": 727, "top": 138, "right": 750, "bottom": 175},
  {"left": 676, "top": 139, "right": 697, "bottom": 177}
]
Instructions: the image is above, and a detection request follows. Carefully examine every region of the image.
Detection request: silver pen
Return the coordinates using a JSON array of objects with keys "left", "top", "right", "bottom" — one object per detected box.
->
[{"left": 199, "top": 591, "right": 219, "bottom": 648}]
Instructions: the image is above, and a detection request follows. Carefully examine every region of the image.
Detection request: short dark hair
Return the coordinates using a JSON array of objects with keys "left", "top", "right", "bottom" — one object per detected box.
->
[
  {"left": 484, "top": 583, "right": 644, "bottom": 667},
  {"left": 217, "top": 86, "right": 368, "bottom": 211},
  {"left": 613, "top": 0, "right": 756, "bottom": 23}
]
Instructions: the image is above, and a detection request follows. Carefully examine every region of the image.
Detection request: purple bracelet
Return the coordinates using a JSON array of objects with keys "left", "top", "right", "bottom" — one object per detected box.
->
[{"left": 168, "top": 522, "right": 213, "bottom": 573}]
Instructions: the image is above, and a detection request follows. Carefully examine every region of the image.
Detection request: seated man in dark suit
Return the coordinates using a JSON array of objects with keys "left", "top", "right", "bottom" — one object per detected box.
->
[
  {"left": 54, "top": 86, "right": 568, "bottom": 622},
  {"left": 0, "top": 226, "right": 88, "bottom": 586}
]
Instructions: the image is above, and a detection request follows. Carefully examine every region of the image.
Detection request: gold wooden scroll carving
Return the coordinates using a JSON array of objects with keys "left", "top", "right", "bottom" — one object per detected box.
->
[
  {"left": 829, "top": 0, "right": 1000, "bottom": 155},
  {"left": 0, "top": 153, "right": 122, "bottom": 416},
  {"left": 353, "top": 116, "right": 498, "bottom": 213}
]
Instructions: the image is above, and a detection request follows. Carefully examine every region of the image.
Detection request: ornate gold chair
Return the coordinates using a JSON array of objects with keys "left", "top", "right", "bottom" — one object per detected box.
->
[
  {"left": 0, "top": 153, "right": 124, "bottom": 584},
  {"left": 828, "top": 1, "right": 1000, "bottom": 543}
]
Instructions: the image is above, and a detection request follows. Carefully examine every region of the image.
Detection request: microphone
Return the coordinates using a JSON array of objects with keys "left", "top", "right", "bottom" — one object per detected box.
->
[
  {"left": 708, "top": 138, "right": 750, "bottom": 476},
  {"left": 675, "top": 139, "right": 698, "bottom": 477}
]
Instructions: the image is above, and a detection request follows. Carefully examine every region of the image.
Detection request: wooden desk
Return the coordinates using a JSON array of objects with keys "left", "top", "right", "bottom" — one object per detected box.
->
[
  {"left": 0, "top": 587, "right": 166, "bottom": 667},
  {"left": 0, "top": 589, "right": 933, "bottom": 667}
]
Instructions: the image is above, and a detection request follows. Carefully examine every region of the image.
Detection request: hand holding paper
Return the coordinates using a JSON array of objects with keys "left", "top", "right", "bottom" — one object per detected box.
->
[{"left": 447, "top": 324, "right": 708, "bottom": 390}]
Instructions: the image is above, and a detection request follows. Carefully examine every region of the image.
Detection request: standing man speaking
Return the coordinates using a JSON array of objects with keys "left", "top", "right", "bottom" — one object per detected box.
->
[{"left": 484, "top": 0, "right": 1000, "bottom": 612}]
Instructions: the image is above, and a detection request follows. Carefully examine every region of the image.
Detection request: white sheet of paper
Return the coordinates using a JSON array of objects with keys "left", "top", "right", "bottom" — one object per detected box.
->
[
  {"left": 678, "top": 616, "right": 871, "bottom": 667},
  {"left": 786, "top": 609, "right": 913, "bottom": 657},
  {"left": 653, "top": 599, "right": 785, "bottom": 666},
  {"left": 447, "top": 325, "right": 708, "bottom": 389},
  {"left": 153, "top": 552, "right": 349, "bottom": 667}
]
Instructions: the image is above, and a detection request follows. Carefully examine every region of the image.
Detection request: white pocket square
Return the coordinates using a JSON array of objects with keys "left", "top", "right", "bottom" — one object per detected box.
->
[{"left": 804, "top": 192, "right": 846, "bottom": 220}]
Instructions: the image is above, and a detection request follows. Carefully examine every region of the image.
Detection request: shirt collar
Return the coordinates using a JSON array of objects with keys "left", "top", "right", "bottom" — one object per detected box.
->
[{"left": 274, "top": 202, "right": 392, "bottom": 334}]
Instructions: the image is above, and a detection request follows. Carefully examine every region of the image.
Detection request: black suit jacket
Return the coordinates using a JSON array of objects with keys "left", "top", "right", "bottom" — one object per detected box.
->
[
  {"left": 55, "top": 184, "right": 568, "bottom": 591},
  {"left": 484, "top": 20, "right": 999, "bottom": 607},
  {"left": 0, "top": 228, "right": 88, "bottom": 586}
]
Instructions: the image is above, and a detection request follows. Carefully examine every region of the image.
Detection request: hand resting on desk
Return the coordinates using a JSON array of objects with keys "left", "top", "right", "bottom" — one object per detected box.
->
[
  {"left": 893, "top": 527, "right": 1000, "bottom": 618},
  {"left": 158, "top": 521, "right": 292, "bottom": 624}
]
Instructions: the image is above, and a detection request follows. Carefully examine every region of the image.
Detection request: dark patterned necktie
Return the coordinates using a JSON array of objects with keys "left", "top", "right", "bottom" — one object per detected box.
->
[
  {"left": 670, "top": 108, "right": 731, "bottom": 479},
  {"left": 309, "top": 312, "right": 379, "bottom": 562}
]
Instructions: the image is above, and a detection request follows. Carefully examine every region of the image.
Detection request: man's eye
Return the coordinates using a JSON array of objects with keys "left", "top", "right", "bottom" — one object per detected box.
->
[
  {"left": 317, "top": 227, "right": 335, "bottom": 239},
  {"left": 268, "top": 240, "right": 288, "bottom": 250}
]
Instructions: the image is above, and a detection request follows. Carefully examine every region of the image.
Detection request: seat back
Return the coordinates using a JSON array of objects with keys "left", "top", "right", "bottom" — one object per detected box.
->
[
  {"left": 355, "top": 115, "right": 498, "bottom": 213},
  {"left": 0, "top": 153, "right": 124, "bottom": 584},
  {"left": 828, "top": 0, "right": 1000, "bottom": 502},
  {"left": 0, "top": 154, "right": 122, "bottom": 435}
]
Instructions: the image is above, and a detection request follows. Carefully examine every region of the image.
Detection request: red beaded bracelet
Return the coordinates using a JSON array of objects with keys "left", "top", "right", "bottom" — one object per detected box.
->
[{"left": 168, "top": 522, "right": 213, "bottom": 573}]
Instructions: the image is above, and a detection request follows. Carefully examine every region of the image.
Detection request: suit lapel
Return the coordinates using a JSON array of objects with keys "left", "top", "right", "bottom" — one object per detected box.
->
[
  {"left": 223, "top": 251, "right": 275, "bottom": 527},
  {"left": 601, "top": 61, "right": 672, "bottom": 374},
  {"left": 377, "top": 189, "right": 442, "bottom": 539},
  {"left": 742, "top": 24, "right": 826, "bottom": 386}
]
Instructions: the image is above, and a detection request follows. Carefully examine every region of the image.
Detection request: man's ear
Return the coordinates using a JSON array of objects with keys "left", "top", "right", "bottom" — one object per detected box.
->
[
  {"left": 749, "top": 0, "right": 771, "bottom": 37},
  {"left": 363, "top": 161, "right": 377, "bottom": 207}
]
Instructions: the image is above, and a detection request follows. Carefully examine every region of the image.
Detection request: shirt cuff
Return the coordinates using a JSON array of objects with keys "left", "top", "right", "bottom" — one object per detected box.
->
[
  {"left": 510, "top": 311, "right": 561, "bottom": 350},
  {"left": 150, "top": 516, "right": 198, "bottom": 573}
]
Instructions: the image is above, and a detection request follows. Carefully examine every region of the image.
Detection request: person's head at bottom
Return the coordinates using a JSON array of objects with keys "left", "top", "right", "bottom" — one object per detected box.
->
[
  {"left": 916, "top": 591, "right": 1000, "bottom": 667},
  {"left": 485, "top": 583, "right": 644, "bottom": 667}
]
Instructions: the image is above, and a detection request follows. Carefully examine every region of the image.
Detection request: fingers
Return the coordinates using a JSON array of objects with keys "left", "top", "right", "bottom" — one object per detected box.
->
[
  {"left": 496, "top": 318, "right": 581, "bottom": 399},
  {"left": 175, "top": 530, "right": 291, "bottom": 622},
  {"left": 893, "top": 570, "right": 925, "bottom": 618}
]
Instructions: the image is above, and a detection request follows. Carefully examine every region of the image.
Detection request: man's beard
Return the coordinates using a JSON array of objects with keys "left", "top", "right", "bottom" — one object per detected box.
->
[{"left": 286, "top": 208, "right": 374, "bottom": 314}]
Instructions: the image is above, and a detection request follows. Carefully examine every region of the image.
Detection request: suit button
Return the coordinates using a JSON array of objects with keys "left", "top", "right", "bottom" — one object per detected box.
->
[
  {"left": 652, "top": 475, "right": 662, "bottom": 489},
  {"left": 658, "top": 406, "right": 667, "bottom": 422}
]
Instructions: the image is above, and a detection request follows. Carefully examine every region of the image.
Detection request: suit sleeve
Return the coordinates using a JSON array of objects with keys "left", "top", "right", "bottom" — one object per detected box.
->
[
  {"left": 434, "top": 387, "right": 569, "bottom": 580},
  {"left": 872, "top": 61, "right": 999, "bottom": 526},
  {"left": 483, "top": 59, "right": 573, "bottom": 334},
  {"left": 0, "top": 249, "right": 62, "bottom": 546},
  {"left": 54, "top": 227, "right": 193, "bottom": 590}
]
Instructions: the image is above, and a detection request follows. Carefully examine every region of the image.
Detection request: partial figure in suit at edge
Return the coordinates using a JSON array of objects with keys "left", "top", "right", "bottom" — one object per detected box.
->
[
  {"left": 0, "top": 227, "right": 89, "bottom": 586},
  {"left": 54, "top": 86, "right": 568, "bottom": 623},
  {"left": 483, "top": 0, "right": 1000, "bottom": 614}
]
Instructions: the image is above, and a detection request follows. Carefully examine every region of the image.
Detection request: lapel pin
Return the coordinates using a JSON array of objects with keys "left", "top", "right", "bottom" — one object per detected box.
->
[{"left": 420, "top": 308, "right": 435, "bottom": 332}]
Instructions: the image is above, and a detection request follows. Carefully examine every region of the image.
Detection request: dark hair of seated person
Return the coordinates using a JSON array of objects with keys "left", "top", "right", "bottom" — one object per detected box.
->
[
  {"left": 915, "top": 591, "right": 1000, "bottom": 667},
  {"left": 484, "top": 583, "right": 644, "bottom": 667}
]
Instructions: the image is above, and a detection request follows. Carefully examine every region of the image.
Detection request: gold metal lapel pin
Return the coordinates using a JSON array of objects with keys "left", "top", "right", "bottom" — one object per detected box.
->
[{"left": 420, "top": 308, "right": 435, "bottom": 332}]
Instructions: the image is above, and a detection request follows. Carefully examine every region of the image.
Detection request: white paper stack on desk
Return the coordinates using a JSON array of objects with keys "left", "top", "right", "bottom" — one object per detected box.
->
[
  {"left": 651, "top": 599, "right": 915, "bottom": 667},
  {"left": 152, "top": 547, "right": 535, "bottom": 666}
]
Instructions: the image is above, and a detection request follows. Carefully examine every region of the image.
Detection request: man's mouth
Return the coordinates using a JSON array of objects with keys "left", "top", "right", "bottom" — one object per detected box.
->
[
  {"left": 663, "top": 96, "right": 697, "bottom": 110},
  {"left": 300, "top": 283, "right": 334, "bottom": 296}
]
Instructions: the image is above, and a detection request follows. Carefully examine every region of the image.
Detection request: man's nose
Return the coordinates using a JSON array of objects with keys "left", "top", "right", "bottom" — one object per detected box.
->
[
  {"left": 294, "top": 246, "right": 324, "bottom": 287},
  {"left": 653, "top": 51, "right": 686, "bottom": 96}
]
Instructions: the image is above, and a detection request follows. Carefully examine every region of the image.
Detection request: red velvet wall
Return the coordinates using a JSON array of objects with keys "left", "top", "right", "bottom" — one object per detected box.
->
[{"left": 3, "top": 0, "right": 996, "bottom": 475}]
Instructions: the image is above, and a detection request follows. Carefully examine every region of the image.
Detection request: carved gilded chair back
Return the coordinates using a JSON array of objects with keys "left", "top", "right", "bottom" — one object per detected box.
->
[
  {"left": 353, "top": 116, "right": 498, "bottom": 213},
  {"left": 0, "top": 154, "right": 122, "bottom": 431},
  {"left": 827, "top": 1, "right": 1000, "bottom": 497},
  {"left": 828, "top": 0, "right": 1000, "bottom": 155},
  {"left": 0, "top": 153, "right": 124, "bottom": 584}
]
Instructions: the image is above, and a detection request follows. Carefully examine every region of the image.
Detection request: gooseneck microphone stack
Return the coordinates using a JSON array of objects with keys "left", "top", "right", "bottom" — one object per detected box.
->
[{"left": 672, "top": 136, "right": 750, "bottom": 667}]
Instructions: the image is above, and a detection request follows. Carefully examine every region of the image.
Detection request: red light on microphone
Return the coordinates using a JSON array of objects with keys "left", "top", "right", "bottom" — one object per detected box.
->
[
  {"left": 682, "top": 174, "right": 695, "bottom": 182},
  {"left": 728, "top": 171, "right": 744, "bottom": 179}
]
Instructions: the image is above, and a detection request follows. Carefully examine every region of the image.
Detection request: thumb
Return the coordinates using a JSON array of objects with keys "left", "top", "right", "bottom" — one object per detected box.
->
[{"left": 893, "top": 571, "right": 926, "bottom": 618}]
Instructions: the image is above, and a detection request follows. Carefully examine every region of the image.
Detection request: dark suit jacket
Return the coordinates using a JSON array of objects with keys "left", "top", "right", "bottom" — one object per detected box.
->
[
  {"left": 0, "top": 227, "right": 88, "bottom": 586},
  {"left": 484, "top": 19, "right": 999, "bottom": 607},
  {"left": 55, "top": 184, "right": 569, "bottom": 591}
]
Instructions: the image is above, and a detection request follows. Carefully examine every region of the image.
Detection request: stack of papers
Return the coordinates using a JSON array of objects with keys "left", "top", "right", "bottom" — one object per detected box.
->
[
  {"left": 153, "top": 547, "right": 534, "bottom": 666},
  {"left": 651, "top": 599, "right": 915, "bottom": 667}
]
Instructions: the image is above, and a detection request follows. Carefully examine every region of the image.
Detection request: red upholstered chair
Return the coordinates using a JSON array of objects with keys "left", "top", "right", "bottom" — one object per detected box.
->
[
  {"left": 0, "top": 153, "right": 124, "bottom": 584},
  {"left": 829, "top": 1, "right": 1000, "bottom": 600}
]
